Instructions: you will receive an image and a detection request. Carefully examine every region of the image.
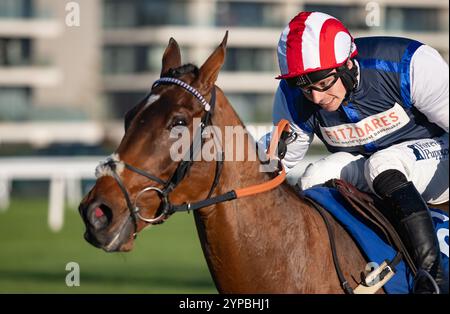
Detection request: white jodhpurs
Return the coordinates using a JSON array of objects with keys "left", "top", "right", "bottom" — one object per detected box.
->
[
  {"left": 295, "top": 133, "right": 449, "bottom": 205},
  {"left": 297, "top": 152, "right": 368, "bottom": 192}
]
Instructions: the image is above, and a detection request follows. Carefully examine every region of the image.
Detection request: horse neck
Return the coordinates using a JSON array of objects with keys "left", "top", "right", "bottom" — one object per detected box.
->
[
  {"left": 193, "top": 90, "right": 328, "bottom": 292},
  {"left": 205, "top": 88, "right": 299, "bottom": 207}
]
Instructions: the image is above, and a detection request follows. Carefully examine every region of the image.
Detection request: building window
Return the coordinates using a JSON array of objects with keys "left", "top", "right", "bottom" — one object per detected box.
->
[
  {"left": 0, "top": 0, "right": 32, "bottom": 18},
  {"left": 103, "top": 46, "right": 148, "bottom": 74},
  {"left": 0, "top": 87, "right": 31, "bottom": 121},
  {"left": 103, "top": 0, "right": 136, "bottom": 28},
  {"left": 226, "top": 93, "right": 273, "bottom": 123},
  {"left": 146, "top": 46, "right": 167, "bottom": 73},
  {"left": 105, "top": 92, "right": 147, "bottom": 119},
  {"left": 138, "top": 0, "right": 188, "bottom": 26},
  {"left": 215, "top": 1, "right": 284, "bottom": 28},
  {"left": 303, "top": 4, "right": 370, "bottom": 30},
  {"left": 385, "top": 7, "right": 443, "bottom": 32},
  {"left": 0, "top": 38, "right": 32, "bottom": 66},
  {"left": 103, "top": 45, "right": 183, "bottom": 74},
  {"left": 223, "top": 48, "right": 277, "bottom": 72},
  {"left": 103, "top": 46, "right": 138, "bottom": 74},
  {"left": 103, "top": 0, "right": 188, "bottom": 28}
]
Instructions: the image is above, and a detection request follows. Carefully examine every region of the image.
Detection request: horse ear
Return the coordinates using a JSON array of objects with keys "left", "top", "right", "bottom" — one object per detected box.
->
[
  {"left": 198, "top": 31, "right": 228, "bottom": 88},
  {"left": 161, "top": 38, "right": 181, "bottom": 77}
]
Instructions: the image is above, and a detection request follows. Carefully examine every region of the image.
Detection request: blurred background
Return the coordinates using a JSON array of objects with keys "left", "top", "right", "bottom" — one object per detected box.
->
[{"left": 0, "top": 0, "right": 448, "bottom": 293}]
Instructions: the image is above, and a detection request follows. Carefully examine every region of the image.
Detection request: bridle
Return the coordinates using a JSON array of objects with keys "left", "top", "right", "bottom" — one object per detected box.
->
[
  {"left": 100, "top": 77, "right": 223, "bottom": 235},
  {"left": 98, "top": 77, "right": 289, "bottom": 237}
]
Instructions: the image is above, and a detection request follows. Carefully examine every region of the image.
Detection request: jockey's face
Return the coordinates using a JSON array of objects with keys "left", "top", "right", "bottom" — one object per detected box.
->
[
  {"left": 301, "top": 60, "right": 353, "bottom": 112},
  {"left": 303, "top": 75, "right": 345, "bottom": 111}
]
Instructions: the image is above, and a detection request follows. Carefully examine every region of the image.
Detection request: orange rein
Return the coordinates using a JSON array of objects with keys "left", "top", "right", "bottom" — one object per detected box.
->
[{"left": 234, "top": 119, "right": 290, "bottom": 198}]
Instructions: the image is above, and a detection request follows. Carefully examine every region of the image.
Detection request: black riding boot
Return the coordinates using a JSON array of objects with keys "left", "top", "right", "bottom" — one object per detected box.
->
[{"left": 381, "top": 181, "right": 448, "bottom": 294}]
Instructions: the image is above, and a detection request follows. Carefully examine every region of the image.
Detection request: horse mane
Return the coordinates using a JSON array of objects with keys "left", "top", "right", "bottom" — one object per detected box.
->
[{"left": 167, "top": 63, "right": 199, "bottom": 78}]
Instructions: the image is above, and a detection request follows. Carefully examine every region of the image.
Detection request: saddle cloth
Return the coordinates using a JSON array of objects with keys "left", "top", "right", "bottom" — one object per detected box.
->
[{"left": 303, "top": 187, "right": 449, "bottom": 294}]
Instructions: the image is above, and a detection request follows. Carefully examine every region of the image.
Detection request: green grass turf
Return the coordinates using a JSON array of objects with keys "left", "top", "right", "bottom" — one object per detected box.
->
[{"left": 0, "top": 198, "right": 216, "bottom": 293}]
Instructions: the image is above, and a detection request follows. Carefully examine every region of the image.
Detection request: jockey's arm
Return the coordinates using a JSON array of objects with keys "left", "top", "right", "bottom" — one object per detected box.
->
[
  {"left": 272, "top": 85, "right": 314, "bottom": 171},
  {"left": 411, "top": 45, "right": 449, "bottom": 133}
]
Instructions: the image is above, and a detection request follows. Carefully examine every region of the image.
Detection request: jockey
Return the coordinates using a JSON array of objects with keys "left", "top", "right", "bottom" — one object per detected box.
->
[{"left": 271, "top": 11, "right": 449, "bottom": 293}]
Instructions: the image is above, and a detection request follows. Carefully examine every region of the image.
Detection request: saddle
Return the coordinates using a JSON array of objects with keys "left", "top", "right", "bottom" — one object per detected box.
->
[
  {"left": 300, "top": 179, "right": 425, "bottom": 293},
  {"left": 323, "top": 179, "right": 417, "bottom": 276}
]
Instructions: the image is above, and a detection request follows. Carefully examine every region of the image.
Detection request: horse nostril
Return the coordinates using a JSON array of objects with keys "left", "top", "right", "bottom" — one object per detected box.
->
[
  {"left": 95, "top": 207, "right": 105, "bottom": 218},
  {"left": 88, "top": 203, "right": 113, "bottom": 231}
]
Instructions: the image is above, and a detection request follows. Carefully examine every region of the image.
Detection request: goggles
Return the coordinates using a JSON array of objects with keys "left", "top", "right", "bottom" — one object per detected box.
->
[{"left": 286, "top": 67, "right": 345, "bottom": 94}]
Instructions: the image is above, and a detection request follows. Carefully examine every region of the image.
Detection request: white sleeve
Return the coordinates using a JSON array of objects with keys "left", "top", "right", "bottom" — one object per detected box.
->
[
  {"left": 272, "top": 84, "right": 314, "bottom": 171},
  {"left": 410, "top": 45, "right": 449, "bottom": 133}
]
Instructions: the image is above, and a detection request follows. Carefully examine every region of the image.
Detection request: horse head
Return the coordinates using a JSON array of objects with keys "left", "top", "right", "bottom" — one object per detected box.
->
[{"left": 79, "top": 33, "right": 229, "bottom": 252}]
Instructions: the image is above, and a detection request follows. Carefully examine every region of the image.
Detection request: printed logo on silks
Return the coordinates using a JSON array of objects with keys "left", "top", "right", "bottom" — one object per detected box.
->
[
  {"left": 431, "top": 210, "right": 449, "bottom": 258},
  {"left": 407, "top": 139, "right": 449, "bottom": 161},
  {"left": 319, "top": 103, "right": 410, "bottom": 147}
]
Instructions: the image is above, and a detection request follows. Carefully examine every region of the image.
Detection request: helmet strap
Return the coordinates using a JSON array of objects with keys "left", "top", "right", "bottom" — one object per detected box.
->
[{"left": 338, "top": 59, "right": 359, "bottom": 97}]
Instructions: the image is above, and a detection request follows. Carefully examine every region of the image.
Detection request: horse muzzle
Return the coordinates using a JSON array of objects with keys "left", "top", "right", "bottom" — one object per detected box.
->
[{"left": 79, "top": 200, "right": 135, "bottom": 252}]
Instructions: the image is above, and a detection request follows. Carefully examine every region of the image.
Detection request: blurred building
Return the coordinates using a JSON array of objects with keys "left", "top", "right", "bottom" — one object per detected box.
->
[
  {"left": 0, "top": 0, "right": 101, "bottom": 122},
  {"left": 102, "top": 0, "right": 449, "bottom": 124},
  {"left": 0, "top": 0, "right": 448, "bottom": 126}
]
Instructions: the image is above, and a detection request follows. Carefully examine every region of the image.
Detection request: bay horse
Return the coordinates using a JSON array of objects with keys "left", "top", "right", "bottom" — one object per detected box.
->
[{"left": 79, "top": 33, "right": 371, "bottom": 293}]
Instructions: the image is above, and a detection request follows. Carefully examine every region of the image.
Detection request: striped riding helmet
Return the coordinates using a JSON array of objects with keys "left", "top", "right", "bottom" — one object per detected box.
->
[{"left": 276, "top": 11, "right": 358, "bottom": 80}]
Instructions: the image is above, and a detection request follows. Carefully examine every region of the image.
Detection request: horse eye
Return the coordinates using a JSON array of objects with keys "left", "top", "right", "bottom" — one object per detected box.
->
[{"left": 170, "top": 118, "right": 187, "bottom": 129}]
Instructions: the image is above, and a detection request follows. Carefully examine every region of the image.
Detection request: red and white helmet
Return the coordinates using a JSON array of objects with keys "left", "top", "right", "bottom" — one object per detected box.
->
[{"left": 277, "top": 12, "right": 358, "bottom": 79}]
